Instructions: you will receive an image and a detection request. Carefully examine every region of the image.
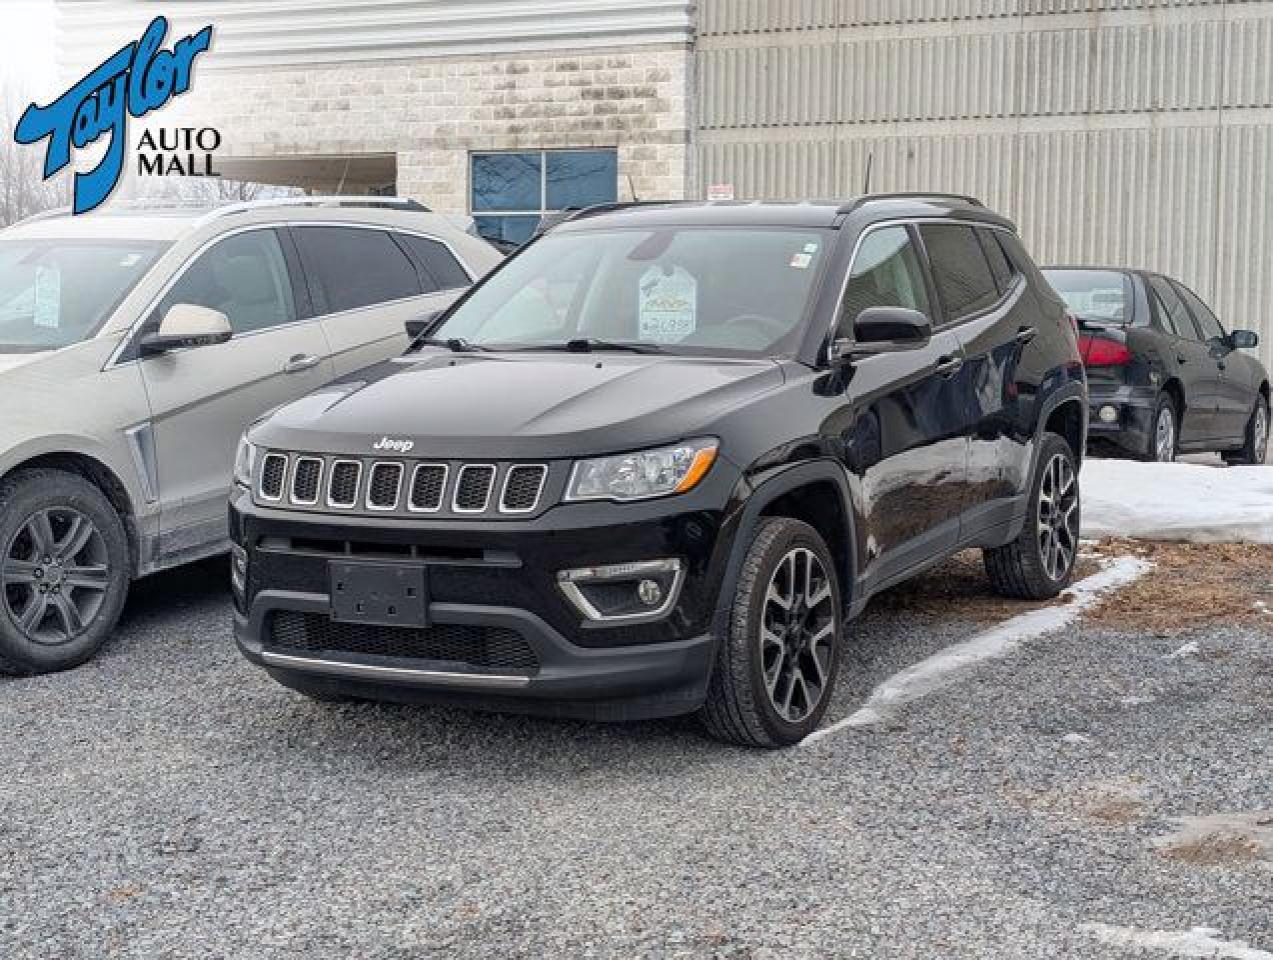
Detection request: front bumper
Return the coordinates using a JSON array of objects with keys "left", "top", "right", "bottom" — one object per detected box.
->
[
  {"left": 1086, "top": 382, "right": 1155, "bottom": 455},
  {"left": 229, "top": 471, "right": 738, "bottom": 721}
]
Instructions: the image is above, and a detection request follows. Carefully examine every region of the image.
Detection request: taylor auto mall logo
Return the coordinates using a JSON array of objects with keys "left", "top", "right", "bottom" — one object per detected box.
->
[{"left": 13, "top": 16, "right": 216, "bottom": 214}]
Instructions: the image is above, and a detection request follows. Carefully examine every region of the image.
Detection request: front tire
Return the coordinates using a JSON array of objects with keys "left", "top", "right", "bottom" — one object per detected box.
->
[
  {"left": 699, "top": 518, "right": 843, "bottom": 748},
  {"left": 984, "top": 432, "right": 1081, "bottom": 601},
  {"left": 1223, "top": 394, "right": 1269, "bottom": 466},
  {"left": 0, "top": 469, "right": 131, "bottom": 675}
]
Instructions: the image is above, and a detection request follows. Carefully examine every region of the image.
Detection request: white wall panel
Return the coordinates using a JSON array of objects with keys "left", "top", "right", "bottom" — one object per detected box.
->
[{"left": 696, "top": 0, "right": 1273, "bottom": 371}]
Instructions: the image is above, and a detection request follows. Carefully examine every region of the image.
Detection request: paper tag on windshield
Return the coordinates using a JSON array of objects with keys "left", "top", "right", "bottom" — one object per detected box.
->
[
  {"left": 33, "top": 267, "right": 60, "bottom": 328},
  {"left": 638, "top": 265, "right": 697, "bottom": 343}
]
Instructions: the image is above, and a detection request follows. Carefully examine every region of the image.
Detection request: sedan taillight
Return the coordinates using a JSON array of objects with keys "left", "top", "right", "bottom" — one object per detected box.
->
[{"left": 1078, "top": 334, "right": 1132, "bottom": 367}]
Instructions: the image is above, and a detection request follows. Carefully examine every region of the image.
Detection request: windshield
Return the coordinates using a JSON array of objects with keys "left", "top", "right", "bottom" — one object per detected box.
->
[
  {"left": 0, "top": 238, "right": 165, "bottom": 352},
  {"left": 1043, "top": 269, "right": 1134, "bottom": 325},
  {"left": 427, "top": 227, "right": 830, "bottom": 356}
]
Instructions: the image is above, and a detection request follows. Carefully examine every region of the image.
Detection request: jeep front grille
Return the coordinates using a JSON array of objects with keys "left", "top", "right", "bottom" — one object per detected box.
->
[
  {"left": 500, "top": 464, "right": 546, "bottom": 513},
  {"left": 291, "top": 457, "right": 322, "bottom": 505},
  {"left": 256, "top": 453, "right": 552, "bottom": 518},
  {"left": 260, "top": 454, "right": 287, "bottom": 500},
  {"left": 367, "top": 462, "right": 403, "bottom": 510}
]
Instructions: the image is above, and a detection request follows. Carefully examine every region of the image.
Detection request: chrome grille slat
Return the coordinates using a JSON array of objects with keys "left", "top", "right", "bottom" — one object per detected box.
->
[
  {"left": 326, "top": 460, "right": 362, "bottom": 508},
  {"left": 500, "top": 464, "right": 547, "bottom": 514},
  {"left": 259, "top": 453, "right": 288, "bottom": 501},
  {"left": 290, "top": 457, "right": 323, "bottom": 505},
  {"left": 408, "top": 463, "right": 448, "bottom": 512},
  {"left": 366, "top": 462, "right": 404, "bottom": 511},
  {"left": 453, "top": 464, "right": 496, "bottom": 513}
]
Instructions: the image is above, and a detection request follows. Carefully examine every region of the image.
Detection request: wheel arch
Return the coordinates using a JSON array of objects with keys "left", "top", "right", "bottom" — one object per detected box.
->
[
  {"left": 2, "top": 453, "right": 140, "bottom": 575},
  {"left": 1161, "top": 376, "right": 1187, "bottom": 420}
]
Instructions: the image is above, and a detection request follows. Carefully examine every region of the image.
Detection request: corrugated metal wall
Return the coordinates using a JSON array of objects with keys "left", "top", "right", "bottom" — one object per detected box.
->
[{"left": 696, "top": 0, "right": 1273, "bottom": 372}]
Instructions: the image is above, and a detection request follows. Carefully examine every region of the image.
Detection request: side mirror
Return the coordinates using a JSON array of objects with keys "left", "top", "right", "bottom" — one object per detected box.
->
[
  {"left": 140, "top": 304, "right": 232, "bottom": 355},
  {"left": 830, "top": 306, "right": 932, "bottom": 364},
  {"left": 405, "top": 309, "right": 442, "bottom": 340},
  {"left": 1230, "top": 329, "right": 1259, "bottom": 350}
]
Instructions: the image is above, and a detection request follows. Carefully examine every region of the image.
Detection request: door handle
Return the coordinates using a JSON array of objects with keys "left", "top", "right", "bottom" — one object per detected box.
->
[
  {"left": 935, "top": 355, "right": 964, "bottom": 378},
  {"left": 1176, "top": 354, "right": 1188, "bottom": 364},
  {"left": 1015, "top": 326, "right": 1037, "bottom": 345},
  {"left": 282, "top": 353, "right": 321, "bottom": 374}
]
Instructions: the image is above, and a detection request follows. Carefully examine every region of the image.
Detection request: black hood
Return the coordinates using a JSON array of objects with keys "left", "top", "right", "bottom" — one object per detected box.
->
[{"left": 251, "top": 351, "right": 786, "bottom": 459}]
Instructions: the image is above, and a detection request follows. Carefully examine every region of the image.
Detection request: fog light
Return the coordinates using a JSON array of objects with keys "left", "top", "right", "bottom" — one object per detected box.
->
[
  {"left": 557, "top": 559, "right": 683, "bottom": 622},
  {"left": 637, "top": 579, "right": 662, "bottom": 606},
  {"left": 1098, "top": 404, "right": 1119, "bottom": 424}
]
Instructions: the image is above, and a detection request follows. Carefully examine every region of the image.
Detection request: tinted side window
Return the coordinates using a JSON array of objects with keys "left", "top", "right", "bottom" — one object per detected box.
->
[
  {"left": 978, "top": 229, "right": 1016, "bottom": 294},
  {"left": 919, "top": 224, "right": 999, "bottom": 322},
  {"left": 293, "top": 227, "right": 420, "bottom": 314},
  {"left": 1148, "top": 277, "right": 1196, "bottom": 339},
  {"left": 398, "top": 234, "right": 471, "bottom": 291},
  {"left": 836, "top": 226, "right": 931, "bottom": 340},
  {"left": 157, "top": 229, "right": 295, "bottom": 335},
  {"left": 1174, "top": 281, "right": 1225, "bottom": 342}
]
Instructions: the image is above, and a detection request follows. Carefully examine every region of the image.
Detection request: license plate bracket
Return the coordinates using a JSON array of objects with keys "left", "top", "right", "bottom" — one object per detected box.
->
[{"left": 329, "top": 561, "right": 428, "bottom": 628}]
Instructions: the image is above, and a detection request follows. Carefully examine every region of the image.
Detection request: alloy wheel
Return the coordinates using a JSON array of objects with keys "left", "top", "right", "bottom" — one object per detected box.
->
[
  {"left": 1155, "top": 407, "right": 1176, "bottom": 462},
  {"left": 1255, "top": 402, "right": 1269, "bottom": 464},
  {"left": 760, "top": 547, "right": 836, "bottom": 723},
  {"left": 2, "top": 508, "right": 110, "bottom": 645},
  {"left": 1036, "top": 453, "right": 1079, "bottom": 582}
]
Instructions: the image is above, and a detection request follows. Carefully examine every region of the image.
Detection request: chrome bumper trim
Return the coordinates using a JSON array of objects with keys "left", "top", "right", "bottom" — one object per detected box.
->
[{"left": 260, "top": 650, "right": 533, "bottom": 689}]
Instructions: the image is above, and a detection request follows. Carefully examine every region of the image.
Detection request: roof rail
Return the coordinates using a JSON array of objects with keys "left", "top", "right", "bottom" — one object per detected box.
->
[
  {"left": 193, "top": 195, "right": 429, "bottom": 228},
  {"left": 837, "top": 192, "right": 985, "bottom": 214},
  {"left": 534, "top": 200, "right": 687, "bottom": 236}
]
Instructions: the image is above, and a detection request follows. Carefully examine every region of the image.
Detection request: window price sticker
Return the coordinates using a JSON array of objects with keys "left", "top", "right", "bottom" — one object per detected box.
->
[{"left": 638, "top": 265, "right": 697, "bottom": 342}]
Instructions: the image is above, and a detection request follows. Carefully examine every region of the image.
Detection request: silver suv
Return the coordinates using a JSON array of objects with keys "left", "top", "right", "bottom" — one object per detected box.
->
[{"left": 0, "top": 197, "right": 502, "bottom": 674}]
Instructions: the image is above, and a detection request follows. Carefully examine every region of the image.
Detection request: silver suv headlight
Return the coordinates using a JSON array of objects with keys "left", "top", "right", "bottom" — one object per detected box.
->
[
  {"left": 565, "top": 438, "right": 718, "bottom": 502},
  {"left": 233, "top": 434, "right": 258, "bottom": 489}
]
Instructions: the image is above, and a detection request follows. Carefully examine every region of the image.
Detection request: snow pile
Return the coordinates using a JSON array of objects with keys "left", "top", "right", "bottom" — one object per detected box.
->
[{"left": 1080, "top": 459, "right": 1273, "bottom": 544}]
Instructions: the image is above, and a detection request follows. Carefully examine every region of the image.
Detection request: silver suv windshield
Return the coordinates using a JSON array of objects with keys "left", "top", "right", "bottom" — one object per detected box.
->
[
  {"left": 427, "top": 227, "right": 830, "bottom": 357},
  {"left": 0, "top": 238, "right": 166, "bottom": 353}
]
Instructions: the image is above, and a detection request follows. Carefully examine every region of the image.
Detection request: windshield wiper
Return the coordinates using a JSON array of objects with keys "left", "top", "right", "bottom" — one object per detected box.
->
[
  {"left": 416, "top": 337, "right": 491, "bottom": 353},
  {"left": 558, "top": 338, "right": 668, "bottom": 354}
]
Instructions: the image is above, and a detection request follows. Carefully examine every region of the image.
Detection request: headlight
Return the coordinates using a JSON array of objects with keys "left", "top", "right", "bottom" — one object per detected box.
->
[
  {"left": 565, "top": 438, "right": 718, "bottom": 502},
  {"left": 233, "top": 434, "right": 258, "bottom": 488}
]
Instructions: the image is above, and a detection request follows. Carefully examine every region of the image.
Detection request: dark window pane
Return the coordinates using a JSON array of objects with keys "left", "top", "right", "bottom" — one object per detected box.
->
[
  {"left": 398, "top": 234, "right": 471, "bottom": 291},
  {"left": 471, "top": 153, "right": 542, "bottom": 212},
  {"left": 978, "top": 229, "right": 1015, "bottom": 294},
  {"left": 919, "top": 224, "right": 1000, "bottom": 322},
  {"left": 158, "top": 229, "right": 295, "bottom": 334},
  {"left": 1148, "top": 276, "right": 1197, "bottom": 340},
  {"left": 294, "top": 227, "right": 420, "bottom": 314},
  {"left": 545, "top": 150, "right": 618, "bottom": 210},
  {"left": 836, "top": 226, "right": 931, "bottom": 339},
  {"left": 474, "top": 215, "right": 539, "bottom": 247},
  {"left": 1173, "top": 281, "right": 1225, "bottom": 341}
]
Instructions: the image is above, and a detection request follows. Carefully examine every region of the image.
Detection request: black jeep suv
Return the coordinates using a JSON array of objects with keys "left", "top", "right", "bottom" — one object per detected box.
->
[{"left": 230, "top": 195, "right": 1086, "bottom": 747}]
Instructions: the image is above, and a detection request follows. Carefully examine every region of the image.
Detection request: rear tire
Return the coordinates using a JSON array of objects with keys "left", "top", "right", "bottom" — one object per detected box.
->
[
  {"left": 699, "top": 518, "right": 843, "bottom": 748},
  {"left": 1222, "top": 394, "right": 1269, "bottom": 466},
  {"left": 984, "top": 432, "right": 1080, "bottom": 601},
  {"left": 0, "top": 469, "right": 131, "bottom": 675},
  {"left": 1143, "top": 392, "right": 1177, "bottom": 462}
]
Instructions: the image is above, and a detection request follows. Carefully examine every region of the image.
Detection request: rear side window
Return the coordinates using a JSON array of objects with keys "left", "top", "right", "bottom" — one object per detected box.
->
[
  {"left": 919, "top": 224, "right": 999, "bottom": 322},
  {"left": 397, "top": 233, "right": 471, "bottom": 291},
  {"left": 293, "top": 227, "right": 420, "bottom": 314},
  {"left": 1173, "top": 281, "right": 1225, "bottom": 343},
  {"left": 978, "top": 229, "right": 1016, "bottom": 294},
  {"left": 1148, "top": 277, "right": 1197, "bottom": 340},
  {"left": 836, "top": 226, "right": 931, "bottom": 340}
]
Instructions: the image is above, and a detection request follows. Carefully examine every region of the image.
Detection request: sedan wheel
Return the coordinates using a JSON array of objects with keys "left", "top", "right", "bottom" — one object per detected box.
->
[
  {"left": 2, "top": 508, "right": 110, "bottom": 645},
  {"left": 1154, "top": 404, "right": 1176, "bottom": 463},
  {"left": 1254, "top": 402, "right": 1269, "bottom": 464}
]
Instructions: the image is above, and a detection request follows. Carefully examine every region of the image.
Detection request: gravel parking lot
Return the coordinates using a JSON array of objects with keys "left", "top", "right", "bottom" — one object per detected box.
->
[{"left": 2, "top": 554, "right": 1270, "bottom": 959}]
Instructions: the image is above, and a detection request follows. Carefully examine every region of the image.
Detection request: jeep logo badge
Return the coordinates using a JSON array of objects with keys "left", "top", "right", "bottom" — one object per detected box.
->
[{"left": 373, "top": 437, "right": 414, "bottom": 453}]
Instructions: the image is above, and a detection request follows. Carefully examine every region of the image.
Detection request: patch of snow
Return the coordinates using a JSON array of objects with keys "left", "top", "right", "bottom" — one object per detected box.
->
[
  {"left": 1061, "top": 732, "right": 1092, "bottom": 745},
  {"left": 1081, "top": 459, "right": 1273, "bottom": 544},
  {"left": 1081, "top": 923, "right": 1273, "bottom": 959},
  {"left": 1165, "top": 640, "right": 1201, "bottom": 660},
  {"left": 803, "top": 556, "right": 1151, "bottom": 744}
]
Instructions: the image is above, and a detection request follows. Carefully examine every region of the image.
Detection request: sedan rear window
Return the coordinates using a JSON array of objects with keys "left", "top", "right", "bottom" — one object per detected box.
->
[{"left": 1044, "top": 269, "right": 1134, "bottom": 325}]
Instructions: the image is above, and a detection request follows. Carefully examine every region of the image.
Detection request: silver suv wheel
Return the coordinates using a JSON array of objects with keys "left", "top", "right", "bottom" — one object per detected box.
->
[{"left": 3, "top": 508, "right": 110, "bottom": 645}]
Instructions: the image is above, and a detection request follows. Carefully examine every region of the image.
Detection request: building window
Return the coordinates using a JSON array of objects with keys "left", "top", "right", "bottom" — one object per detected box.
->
[{"left": 470, "top": 149, "right": 618, "bottom": 247}]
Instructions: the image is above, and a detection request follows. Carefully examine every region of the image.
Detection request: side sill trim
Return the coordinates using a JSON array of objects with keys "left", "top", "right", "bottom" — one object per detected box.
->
[{"left": 259, "top": 650, "right": 532, "bottom": 689}]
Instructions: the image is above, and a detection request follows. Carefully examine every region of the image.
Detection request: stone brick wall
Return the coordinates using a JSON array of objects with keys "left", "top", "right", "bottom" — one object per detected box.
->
[{"left": 166, "top": 44, "right": 693, "bottom": 211}]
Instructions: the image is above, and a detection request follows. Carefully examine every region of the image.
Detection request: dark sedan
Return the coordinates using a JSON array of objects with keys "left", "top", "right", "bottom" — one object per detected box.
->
[{"left": 1043, "top": 267, "right": 1269, "bottom": 464}]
